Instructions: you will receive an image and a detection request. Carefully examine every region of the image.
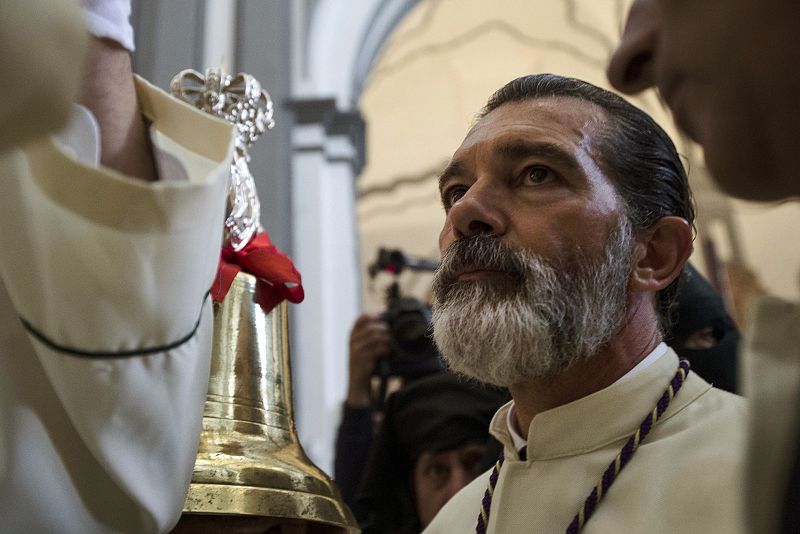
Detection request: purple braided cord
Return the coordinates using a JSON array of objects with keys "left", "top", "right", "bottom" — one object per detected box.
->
[
  {"left": 565, "top": 359, "right": 690, "bottom": 534},
  {"left": 476, "top": 450, "right": 505, "bottom": 534}
]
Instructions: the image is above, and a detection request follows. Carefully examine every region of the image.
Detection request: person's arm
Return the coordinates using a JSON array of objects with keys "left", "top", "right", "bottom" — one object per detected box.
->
[
  {"left": 0, "top": 0, "right": 239, "bottom": 530},
  {"left": 335, "top": 404, "right": 376, "bottom": 512},
  {"left": 0, "top": 35, "right": 235, "bottom": 532},
  {"left": 334, "top": 314, "right": 390, "bottom": 508},
  {"left": 77, "top": 37, "right": 158, "bottom": 182},
  {"left": 0, "top": 76, "right": 234, "bottom": 531}
]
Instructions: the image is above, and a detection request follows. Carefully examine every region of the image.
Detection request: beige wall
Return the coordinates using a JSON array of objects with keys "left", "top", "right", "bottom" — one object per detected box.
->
[{"left": 357, "top": 0, "right": 800, "bottom": 318}]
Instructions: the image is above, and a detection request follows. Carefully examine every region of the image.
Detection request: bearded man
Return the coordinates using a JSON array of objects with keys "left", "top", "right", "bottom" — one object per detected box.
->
[{"left": 423, "top": 74, "right": 747, "bottom": 533}]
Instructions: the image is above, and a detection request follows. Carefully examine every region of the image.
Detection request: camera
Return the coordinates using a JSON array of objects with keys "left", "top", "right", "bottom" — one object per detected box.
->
[{"left": 369, "top": 248, "right": 442, "bottom": 380}]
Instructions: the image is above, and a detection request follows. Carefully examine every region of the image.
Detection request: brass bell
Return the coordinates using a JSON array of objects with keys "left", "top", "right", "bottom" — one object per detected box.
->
[
  {"left": 169, "top": 66, "right": 356, "bottom": 533},
  {"left": 172, "top": 272, "right": 357, "bottom": 533}
]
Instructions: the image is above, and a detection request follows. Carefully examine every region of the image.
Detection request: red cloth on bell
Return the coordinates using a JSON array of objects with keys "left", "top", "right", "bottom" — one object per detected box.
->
[{"left": 211, "top": 232, "right": 304, "bottom": 312}]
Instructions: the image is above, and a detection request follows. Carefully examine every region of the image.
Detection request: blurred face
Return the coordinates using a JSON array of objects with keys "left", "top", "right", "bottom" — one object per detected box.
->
[
  {"left": 608, "top": 0, "right": 800, "bottom": 201},
  {"left": 432, "top": 98, "right": 633, "bottom": 386},
  {"left": 412, "top": 443, "right": 486, "bottom": 528}
]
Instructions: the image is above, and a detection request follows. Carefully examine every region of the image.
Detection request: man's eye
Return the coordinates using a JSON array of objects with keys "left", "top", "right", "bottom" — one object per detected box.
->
[
  {"left": 425, "top": 464, "right": 450, "bottom": 483},
  {"left": 524, "top": 165, "right": 554, "bottom": 185},
  {"left": 443, "top": 185, "right": 467, "bottom": 208}
]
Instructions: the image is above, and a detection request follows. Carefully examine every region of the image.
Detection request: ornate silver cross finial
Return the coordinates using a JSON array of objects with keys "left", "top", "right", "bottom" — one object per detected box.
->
[{"left": 170, "top": 67, "right": 275, "bottom": 251}]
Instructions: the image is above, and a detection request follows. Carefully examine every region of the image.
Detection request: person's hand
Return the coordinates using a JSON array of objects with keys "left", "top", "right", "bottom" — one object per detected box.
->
[
  {"left": 346, "top": 313, "right": 391, "bottom": 407},
  {"left": 0, "top": 0, "right": 88, "bottom": 150}
]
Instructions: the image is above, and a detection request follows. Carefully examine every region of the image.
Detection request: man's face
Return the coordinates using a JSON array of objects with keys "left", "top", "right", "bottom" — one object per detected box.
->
[
  {"left": 437, "top": 97, "right": 622, "bottom": 266},
  {"left": 412, "top": 443, "right": 486, "bottom": 529},
  {"left": 608, "top": 0, "right": 800, "bottom": 201},
  {"left": 432, "top": 98, "right": 633, "bottom": 386}
]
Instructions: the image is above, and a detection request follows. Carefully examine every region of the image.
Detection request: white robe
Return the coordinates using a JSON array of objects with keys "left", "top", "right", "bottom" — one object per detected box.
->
[
  {"left": 742, "top": 294, "right": 800, "bottom": 533},
  {"left": 424, "top": 348, "right": 748, "bottom": 533},
  {"left": 0, "top": 77, "right": 234, "bottom": 533}
]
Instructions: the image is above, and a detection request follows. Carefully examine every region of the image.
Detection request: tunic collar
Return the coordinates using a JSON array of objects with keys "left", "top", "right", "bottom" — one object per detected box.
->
[{"left": 490, "top": 346, "right": 711, "bottom": 461}]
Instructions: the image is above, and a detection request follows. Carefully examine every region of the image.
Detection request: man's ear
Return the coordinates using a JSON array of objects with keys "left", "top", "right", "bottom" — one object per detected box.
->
[{"left": 630, "top": 216, "right": 693, "bottom": 293}]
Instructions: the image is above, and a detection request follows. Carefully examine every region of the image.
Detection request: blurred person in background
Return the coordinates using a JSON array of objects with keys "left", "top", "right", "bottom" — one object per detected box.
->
[
  {"left": 666, "top": 263, "right": 740, "bottom": 394},
  {"left": 609, "top": 1, "right": 800, "bottom": 531},
  {"left": 334, "top": 313, "right": 391, "bottom": 507},
  {"left": 354, "top": 372, "right": 507, "bottom": 534},
  {"left": 334, "top": 313, "right": 507, "bottom": 514}
]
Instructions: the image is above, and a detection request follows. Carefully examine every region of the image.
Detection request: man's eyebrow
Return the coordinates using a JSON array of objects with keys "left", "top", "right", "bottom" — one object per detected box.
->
[
  {"left": 437, "top": 141, "right": 582, "bottom": 197},
  {"left": 495, "top": 140, "right": 580, "bottom": 171}
]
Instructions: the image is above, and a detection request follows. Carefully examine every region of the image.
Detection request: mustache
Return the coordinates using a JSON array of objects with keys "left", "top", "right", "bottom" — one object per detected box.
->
[{"left": 435, "top": 235, "right": 532, "bottom": 286}]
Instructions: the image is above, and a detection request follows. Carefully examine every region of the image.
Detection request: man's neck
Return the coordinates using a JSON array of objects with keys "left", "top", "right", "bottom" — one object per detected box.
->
[{"left": 509, "top": 295, "right": 662, "bottom": 437}]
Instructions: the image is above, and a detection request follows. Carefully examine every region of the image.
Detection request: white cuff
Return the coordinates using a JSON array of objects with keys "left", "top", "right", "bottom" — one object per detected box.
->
[
  {"left": 83, "top": 0, "right": 134, "bottom": 51},
  {"left": 54, "top": 103, "right": 193, "bottom": 183}
]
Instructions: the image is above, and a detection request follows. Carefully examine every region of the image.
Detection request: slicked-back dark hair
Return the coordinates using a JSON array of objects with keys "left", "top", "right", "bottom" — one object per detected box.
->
[{"left": 481, "top": 73, "right": 695, "bottom": 330}]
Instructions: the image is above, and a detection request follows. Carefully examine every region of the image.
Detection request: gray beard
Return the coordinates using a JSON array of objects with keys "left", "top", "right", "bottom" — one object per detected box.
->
[{"left": 431, "top": 220, "right": 634, "bottom": 387}]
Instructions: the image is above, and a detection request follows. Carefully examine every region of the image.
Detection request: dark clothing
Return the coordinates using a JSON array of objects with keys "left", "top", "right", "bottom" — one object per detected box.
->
[
  {"left": 334, "top": 405, "right": 374, "bottom": 516},
  {"left": 783, "top": 441, "right": 800, "bottom": 534},
  {"left": 666, "top": 263, "right": 741, "bottom": 393}
]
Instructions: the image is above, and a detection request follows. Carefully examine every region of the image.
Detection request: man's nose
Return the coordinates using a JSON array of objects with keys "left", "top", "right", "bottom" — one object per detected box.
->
[
  {"left": 447, "top": 182, "right": 506, "bottom": 239},
  {"left": 607, "top": 0, "right": 659, "bottom": 95}
]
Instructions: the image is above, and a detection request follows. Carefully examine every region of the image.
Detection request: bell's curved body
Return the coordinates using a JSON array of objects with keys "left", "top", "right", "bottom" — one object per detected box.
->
[{"left": 177, "top": 272, "right": 357, "bottom": 532}]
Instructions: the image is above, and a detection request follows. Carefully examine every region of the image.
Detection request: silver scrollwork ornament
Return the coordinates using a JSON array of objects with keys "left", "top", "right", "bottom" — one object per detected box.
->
[{"left": 170, "top": 67, "right": 275, "bottom": 251}]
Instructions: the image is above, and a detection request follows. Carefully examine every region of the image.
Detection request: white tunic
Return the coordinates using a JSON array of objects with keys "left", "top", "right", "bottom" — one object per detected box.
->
[
  {"left": 742, "top": 294, "right": 800, "bottom": 533},
  {"left": 425, "top": 348, "right": 748, "bottom": 533},
  {"left": 0, "top": 77, "right": 234, "bottom": 533}
]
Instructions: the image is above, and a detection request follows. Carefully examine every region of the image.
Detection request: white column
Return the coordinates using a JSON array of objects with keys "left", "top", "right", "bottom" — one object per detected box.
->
[
  {"left": 290, "top": 117, "right": 362, "bottom": 473},
  {"left": 287, "top": 0, "right": 417, "bottom": 474}
]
